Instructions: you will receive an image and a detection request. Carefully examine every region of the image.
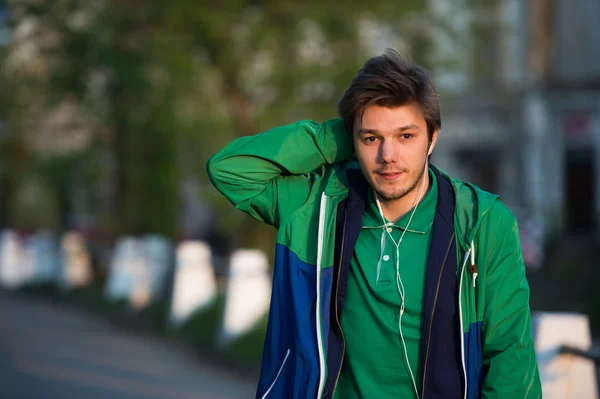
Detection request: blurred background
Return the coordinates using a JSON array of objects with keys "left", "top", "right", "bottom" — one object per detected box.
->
[{"left": 0, "top": 0, "right": 599, "bottom": 398}]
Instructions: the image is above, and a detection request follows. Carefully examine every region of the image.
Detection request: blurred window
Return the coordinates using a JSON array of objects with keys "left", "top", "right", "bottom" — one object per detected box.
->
[{"left": 565, "top": 149, "right": 595, "bottom": 234}]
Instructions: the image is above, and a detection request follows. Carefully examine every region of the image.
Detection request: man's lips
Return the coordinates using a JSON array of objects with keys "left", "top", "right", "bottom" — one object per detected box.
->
[{"left": 376, "top": 171, "right": 405, "bottom": 181}]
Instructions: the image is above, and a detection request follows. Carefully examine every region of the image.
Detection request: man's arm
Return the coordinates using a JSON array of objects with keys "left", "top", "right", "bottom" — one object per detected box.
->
[
  {"left": 479, "top": 202, "right": 542, "bottom": 398},
  {"left": 206, "top": 118, "right": 352, "bottom": 228}
]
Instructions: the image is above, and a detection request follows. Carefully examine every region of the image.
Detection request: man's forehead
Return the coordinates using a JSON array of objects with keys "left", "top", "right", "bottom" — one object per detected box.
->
[{"left": 354, "top": 104, "right": 427, "bottom": 133}]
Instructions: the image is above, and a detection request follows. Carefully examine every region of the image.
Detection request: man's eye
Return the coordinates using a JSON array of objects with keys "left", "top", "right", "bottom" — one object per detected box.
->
[
  {"left": 364, "top": 137, "right": 377, "bottom": 143},
  {"left": 402, "top": 134, "right": 413, "bottom": 139}
]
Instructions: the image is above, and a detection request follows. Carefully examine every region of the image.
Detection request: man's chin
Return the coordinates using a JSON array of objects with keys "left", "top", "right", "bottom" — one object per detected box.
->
[{"left": 373, "top": 186, "right": 407, "bottom": 202}]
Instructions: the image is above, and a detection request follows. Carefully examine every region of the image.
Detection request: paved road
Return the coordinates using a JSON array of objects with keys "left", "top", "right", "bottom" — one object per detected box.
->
[{"left": 0, "top": 292, "right": 256, "bottom": 399}]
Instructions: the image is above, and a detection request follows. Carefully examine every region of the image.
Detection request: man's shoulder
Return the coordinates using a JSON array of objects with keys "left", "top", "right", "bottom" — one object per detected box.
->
[
  {"left": 437, "top": 168, "right": 500, "bottom": 213},
  {"left": 484, "top": 199, "right": 518, "bottom": 226},
  {"left": 437, "top": 167, "right": 519, "bottom": 243},
  {"left": 446, "top": 174, "right": 499, "bottom": 204},
  {"left": 454, "top": 178, "right": 516, "bottom": 227}
]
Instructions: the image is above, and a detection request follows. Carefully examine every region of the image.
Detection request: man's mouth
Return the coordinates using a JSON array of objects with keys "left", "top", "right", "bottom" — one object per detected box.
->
[{"left": 376, "top": 171, "right": 404, "bottom": 181}]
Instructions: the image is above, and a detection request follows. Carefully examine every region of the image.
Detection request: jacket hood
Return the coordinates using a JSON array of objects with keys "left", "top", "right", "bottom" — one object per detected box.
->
[{"left": 437, "top": 167, "right": 500, "bottom": 252}]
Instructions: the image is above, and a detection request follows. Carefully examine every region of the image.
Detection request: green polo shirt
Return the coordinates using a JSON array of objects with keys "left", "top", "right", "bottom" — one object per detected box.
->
[{"left": 333, "top": 168, "right": 438, "bottom": 399}]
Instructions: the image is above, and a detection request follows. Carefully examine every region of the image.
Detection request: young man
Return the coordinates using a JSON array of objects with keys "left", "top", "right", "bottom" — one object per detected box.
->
[{"left": 207, "top": 50, "right": 541, "bottom": 399}]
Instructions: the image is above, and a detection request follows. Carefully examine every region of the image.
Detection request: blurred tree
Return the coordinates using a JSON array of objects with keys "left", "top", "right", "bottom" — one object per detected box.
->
[
  {"left": 0, "top": 70, "right": 11, "bottom": 229},
  {"left": 161, "top": 0, "right": 429, "bottom": 250},
  {"left": 99, "top": 0, "right": 181, "bottom": 237},
  {"left": 2, "top": 0, "right": 182, "bottom": 237},
  {"left": 2, "top": 0, "right": 458, "bottom": 253}
]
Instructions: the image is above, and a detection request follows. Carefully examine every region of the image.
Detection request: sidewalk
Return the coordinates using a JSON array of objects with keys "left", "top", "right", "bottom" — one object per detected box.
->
[{"left": 0, "top": 291, "right": 257, "bottom": 399}]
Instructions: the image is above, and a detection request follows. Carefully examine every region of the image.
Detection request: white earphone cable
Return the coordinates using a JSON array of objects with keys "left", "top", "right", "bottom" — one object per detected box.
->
[{"left": 374, "top": 158, "right": 429, "bottom": 399}]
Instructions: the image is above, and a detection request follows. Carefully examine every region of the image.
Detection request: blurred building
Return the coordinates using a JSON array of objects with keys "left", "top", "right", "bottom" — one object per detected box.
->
[{"left": 431, "top": 0, "right": 600, "bottom": 264}]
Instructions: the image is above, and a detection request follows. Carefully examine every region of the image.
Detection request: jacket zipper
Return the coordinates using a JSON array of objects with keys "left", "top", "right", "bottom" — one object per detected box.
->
[
  {"left": 421, "top": 233, "right": 455, "bottom": 399},
  {"left": 261, "top": 348, "right": 291, "bottom": 399},
  {"left": 330, "top": 206, "right": 349, "bottom": 397},
  {"left": 315, "top": 193, "right": 327, "bottom": 399},
  {"left": 458, "top": 248, "right": 472, "bottom": 399}
]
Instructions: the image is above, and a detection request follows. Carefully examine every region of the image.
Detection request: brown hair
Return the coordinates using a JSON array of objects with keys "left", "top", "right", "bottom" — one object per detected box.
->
[{"left": 337, "top": 49, "right": 441, "bottom": 141}]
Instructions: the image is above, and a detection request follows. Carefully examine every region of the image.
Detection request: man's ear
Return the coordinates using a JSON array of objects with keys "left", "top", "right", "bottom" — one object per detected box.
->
[{"left": 428, "top": 128, "right": 439, "bottom": 155}]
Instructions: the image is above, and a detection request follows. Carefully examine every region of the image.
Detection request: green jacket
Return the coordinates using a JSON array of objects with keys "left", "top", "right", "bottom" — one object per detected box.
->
[{"left": 207, "top": 118, "right": 542, "bottom": 399}]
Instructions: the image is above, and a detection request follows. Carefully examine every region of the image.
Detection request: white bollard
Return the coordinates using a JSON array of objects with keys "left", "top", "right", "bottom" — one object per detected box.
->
[
  {"left": 59, "top": 232, "right": 93, "bottom": 291},
  {"left": 104, "top": 237, "right": 145, "bottom": 303},
  {"left": 169, "top": 241, "right": 216, "bottom": 328},
  {"left": 533, "top": 312, "right": 598, "bottom": 399},
  {"left": 24, "top": 231, "right": 60, "bottom": 285},
  {"left": 0, "top": 230, "right": 31, "bottom": 289},
  {"left": 142, "top": 234, "right": 172, "bottom": 304},
  {"left": 124, "top": 240, "right": 151, "bottom": 310},
  {"left": 219, "top": 249, "right": 271, "bottom": 346}
]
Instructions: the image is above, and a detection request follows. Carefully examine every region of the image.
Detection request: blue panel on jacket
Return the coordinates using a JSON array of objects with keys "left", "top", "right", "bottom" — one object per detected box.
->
[
  {"left": 464, "top": 321, "right": 483, "bottom": 399},
  {"left": 255, "top": 244, "right": 333, "bottom": 399}
]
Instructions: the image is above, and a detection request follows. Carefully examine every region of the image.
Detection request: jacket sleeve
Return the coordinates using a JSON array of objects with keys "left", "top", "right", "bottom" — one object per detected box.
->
[
  {"left": 206, "top": 118, "right": 352, "bottom": 228},
  {"left": 479, "top": 202, "right": 542, "bottom": 398}
]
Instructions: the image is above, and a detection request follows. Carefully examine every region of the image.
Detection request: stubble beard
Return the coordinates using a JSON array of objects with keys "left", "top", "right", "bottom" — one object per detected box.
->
[{"left": 373, "top": 162, "right": 427, "bottom": 203}]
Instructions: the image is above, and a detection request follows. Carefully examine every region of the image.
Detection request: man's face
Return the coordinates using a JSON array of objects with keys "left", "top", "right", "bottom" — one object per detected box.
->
[{"left": 353, "top": 104, "right": 438, "bottom": 203}]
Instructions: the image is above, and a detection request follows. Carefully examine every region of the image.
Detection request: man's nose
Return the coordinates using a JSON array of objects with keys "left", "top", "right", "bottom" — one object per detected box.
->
[{"left": 378, "top": 140, "right": 397, "bottom": 163}]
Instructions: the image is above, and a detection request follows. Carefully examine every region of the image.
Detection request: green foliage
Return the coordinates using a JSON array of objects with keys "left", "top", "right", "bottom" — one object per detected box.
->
[
  {"left": 136, "top": 299, "right": 172, "bottom": 333},
  {"left": 225, "top": 314, "right": 268, "bottom": 364},
  {"left": 155, "top": 0, "right": 430, "bottom": 248},
  {"left": 1, "top": 0, "right": 459, "bottom": 247},
  {"left": 177, "top": 295, "right": 224, "bottom": 347},
  {"left": 10, "top": 171, "right": 60, "bottom": 231},
  {"left": 68, "top": 284, "right": 130, "bottom": 316},
  {"left": 172, "top": 294, "right": 267, "bottom": 366}
]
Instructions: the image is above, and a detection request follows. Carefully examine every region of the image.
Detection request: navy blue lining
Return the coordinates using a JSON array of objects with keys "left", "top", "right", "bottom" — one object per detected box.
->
[
  {"left": 420, "top": 165, "right": 463, "bottom": 398},
  {"left": 324, "top": 169, "right": 368, "bottom": 398}
]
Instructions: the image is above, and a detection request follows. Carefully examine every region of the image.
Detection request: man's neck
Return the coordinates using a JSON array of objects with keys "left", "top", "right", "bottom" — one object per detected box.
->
[{"left": 379, "top": 171, "right": 431, "bottom": 224}]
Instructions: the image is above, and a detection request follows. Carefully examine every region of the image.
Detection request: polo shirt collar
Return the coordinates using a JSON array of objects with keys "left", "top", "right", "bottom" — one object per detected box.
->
[{"left": 362, "top": 168, "right": 438, "bottom": 234}]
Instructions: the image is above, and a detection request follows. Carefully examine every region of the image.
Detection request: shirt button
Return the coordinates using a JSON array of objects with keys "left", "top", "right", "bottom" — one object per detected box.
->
[
  {"left": 386, "top": 227, "right": 392, "bottom": 233},
  {"left": 383, "top": 255, "right": 390, "bottom": 261}
]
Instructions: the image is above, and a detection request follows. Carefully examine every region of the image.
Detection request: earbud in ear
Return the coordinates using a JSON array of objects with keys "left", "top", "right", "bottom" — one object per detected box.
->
[{"left": 427, "top": 138, "right": 435, "bottom": 156}]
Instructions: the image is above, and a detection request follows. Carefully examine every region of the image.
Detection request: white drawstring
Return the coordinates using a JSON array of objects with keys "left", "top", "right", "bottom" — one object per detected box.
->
[
  {"left": 375, "top": 228, "right": 386, "bottom": 284},
  {"left": 470, "top": 241, "right": 478, "bottom": 287}
]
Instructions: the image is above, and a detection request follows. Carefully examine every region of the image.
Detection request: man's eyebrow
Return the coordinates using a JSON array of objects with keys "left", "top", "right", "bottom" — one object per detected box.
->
[
  {"left": 397, "top": 124, "right": 421, "bottom": 132},
  {"left": 358, "top": 124, "right": 421, "bottom": 134}
]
